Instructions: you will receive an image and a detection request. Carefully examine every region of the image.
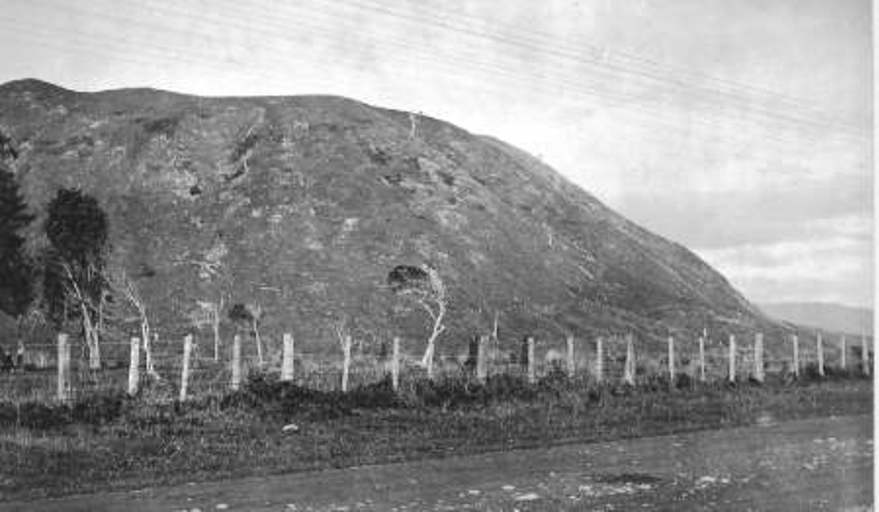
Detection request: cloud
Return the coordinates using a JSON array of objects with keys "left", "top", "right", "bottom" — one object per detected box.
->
[
  {"left": 611, "top": 173, "right": 872, "bottom": 249},
  {"left": 694, "top": 236, "right": 873, "bottom": 307}
]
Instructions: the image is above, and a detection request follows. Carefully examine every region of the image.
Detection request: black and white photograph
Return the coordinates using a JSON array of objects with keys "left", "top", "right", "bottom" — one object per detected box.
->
[{"left": 0, "top": 0, "right": 873, "bottom": 510}]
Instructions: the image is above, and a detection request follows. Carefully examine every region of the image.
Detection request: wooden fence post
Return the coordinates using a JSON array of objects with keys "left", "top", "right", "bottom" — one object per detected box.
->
[
  {"left": 861, "top": 332, "right": 870, "bottom": 376},
  {"left": 128, "top": 336, "right": 140, "bottom": 396},
  {"left": 57, "top": 333, "right": 70, "bottom": 402},
  {"left": 88, "top": 336, "right": 101, "bottom": 371},
  {"left": 391, "top": 337, "right": 400, "bottom": 392},
  {"left": 341, "top": 335, "right": 352, "bottom": 392},
  {"left": 595, "top": 337, "right": 604, "bottom": 384},
  {"left": 566, "top": 335, "right": 575, "bottom": 378},
  {"left": 727, "top": 334, "right": 736, "bottom": 383},
  {"left": 281, "top": 333, "right": 294, "bottom": 382},
  {"left": 816, "top": 331, "right": 825, "bottom": 377},
  {"left": 792, "top": 333, "right": 800, "bottom": 378},
  {"left": 667, "top": 336, "right": 675, "bottom": 383},
  {"left": 753, "top": 333, "right": 764, "bottom": 382},
  {"left": 476, "top": 335, "right": 489, "bottom": 383},
  {"left": 840, "top": 335, "right": 847, "bottom": 370},
  {"left": 698, "top": 333, "right": 706, "bottom": 382},
  {"left": 180, "top": 334, "right": 192, "bottom": 401},
  {"left": 623, "top": 334, "right": 635, "bottom": 385},
  {"left": 231, "top": 334, "right": 242, "bottom": 391},
  {"left": 526, "top": 336, "right": 536, "bottom": 384}
]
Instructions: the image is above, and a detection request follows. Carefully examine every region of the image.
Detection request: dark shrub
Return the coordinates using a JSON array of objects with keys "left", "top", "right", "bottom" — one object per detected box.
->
[
  {"left": 71, "top": 391, "right": 126, "bottom": 425},
  {"left": 675, "top": 372, "right": 693, "bottom": 390}
]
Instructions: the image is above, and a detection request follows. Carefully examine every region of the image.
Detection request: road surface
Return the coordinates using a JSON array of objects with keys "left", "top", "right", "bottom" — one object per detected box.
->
[{"left": 3, "top": 414, "right": 872, "bottom": 511}]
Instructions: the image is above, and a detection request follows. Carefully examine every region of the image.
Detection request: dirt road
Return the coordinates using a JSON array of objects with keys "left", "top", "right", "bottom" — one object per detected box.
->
[{"left": 3, "top": 414, "right": 872, "bottom": 511}]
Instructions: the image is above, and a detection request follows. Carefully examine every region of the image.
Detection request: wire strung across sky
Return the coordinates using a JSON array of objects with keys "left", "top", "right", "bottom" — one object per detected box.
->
[
  {"left": 338, "top": 0, "right": 867, "bottom": 137},
  {"left": 0, "top": 0, "right": 868, "bottom": 166}
]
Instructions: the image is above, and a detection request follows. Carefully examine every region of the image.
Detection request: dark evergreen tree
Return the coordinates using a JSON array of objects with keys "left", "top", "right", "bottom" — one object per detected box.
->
[
  {"left": 44, "top": 189, "right": 108, "bottom": 326},
  {"left": 0, "top": 166, "right": 34, "bottom": 317}
]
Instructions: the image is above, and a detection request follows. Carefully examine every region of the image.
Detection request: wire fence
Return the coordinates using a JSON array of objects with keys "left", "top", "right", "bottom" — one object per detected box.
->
[{"left": 0, "top": 329, "right": 872, "bottom": 404}]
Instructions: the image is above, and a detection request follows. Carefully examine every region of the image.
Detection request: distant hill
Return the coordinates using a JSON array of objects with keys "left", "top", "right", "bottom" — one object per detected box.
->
[
  {"left": 0, "top": 78, "right": 787, "bottom": 358},
  {"left": 759, "top": 302, "right": 873, "bottom": 337}
]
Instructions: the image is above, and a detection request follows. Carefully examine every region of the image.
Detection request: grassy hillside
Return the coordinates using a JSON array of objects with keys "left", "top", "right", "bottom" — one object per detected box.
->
[{"left": 0, "top": 78, "right": 786, "bottom": 360}]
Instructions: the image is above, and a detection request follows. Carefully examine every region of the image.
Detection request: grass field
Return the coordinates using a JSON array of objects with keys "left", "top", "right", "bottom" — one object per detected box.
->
[{"left": 0, "top": 368, "right": 871, "bottom": 502}]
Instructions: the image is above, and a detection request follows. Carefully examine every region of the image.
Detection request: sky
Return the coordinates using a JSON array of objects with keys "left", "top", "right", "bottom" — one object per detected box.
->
[{"left": 0, "top": 0, "right": 873, "bottom": 308}]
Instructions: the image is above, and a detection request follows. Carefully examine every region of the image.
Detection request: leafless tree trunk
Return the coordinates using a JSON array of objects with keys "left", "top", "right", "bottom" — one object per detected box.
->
[
  {"left": 108, "top": 268, "right": 161, "bottom": 380},
  {"left": 419, "top": 299, "right": 446, "bottom": 379},
  {"left": 213, "top": 297, "right": 223, "bottom": 361},
  {"left": 247, "top": 303, "right": 263, "bottom": 365},
  {"left": 62, "top": 263, "right": 101, "bottom": 370}
]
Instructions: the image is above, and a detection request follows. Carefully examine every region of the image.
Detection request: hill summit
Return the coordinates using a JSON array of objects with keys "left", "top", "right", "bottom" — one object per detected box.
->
[{"left": 0, "top": 78, "right": 778, "bottom": 357}]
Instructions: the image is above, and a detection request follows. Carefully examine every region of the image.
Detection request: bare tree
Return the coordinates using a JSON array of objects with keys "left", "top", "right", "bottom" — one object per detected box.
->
[
  {"left": 247, "top": 303, "right": 263, "bottom": 364},
  {"left": 105, "top": 268, "right": 161, "bottom": 380},
  {"left": 61, "top": 262, "right": 101, "bottom": 369},
  {"left": 388, "top": 264, "right": 447, "bottom": 379}
]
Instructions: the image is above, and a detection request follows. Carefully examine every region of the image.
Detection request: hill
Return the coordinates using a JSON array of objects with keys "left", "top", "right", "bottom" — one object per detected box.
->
[
  {"left": 0, "top": 78, "right": 785, "bottom": 359},
  {"left": 759, "top": 302, "right": 873, "bottom": 338}
]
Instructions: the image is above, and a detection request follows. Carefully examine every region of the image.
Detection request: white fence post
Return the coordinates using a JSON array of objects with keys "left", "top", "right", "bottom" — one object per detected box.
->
[
  {"left": 128, "top": 336, "right": 140, "bottom": 396},
  {"left": 180, "top": 334, "right": 193, "bottom": 401},
  {"left": 341, "top": 335, "right": 351, "bottom": 392},
  {"left": 816, "top": 331, "right": 825, "bottom": 377},
  {"left": 391, "top": 337, "right": 400, "bottom": 392},
  {"left": 792, "top": 333, "right": 800, "bottom": 378},
  {"left": 57, "top": 333, "right": 70, "bottom": 402},
  {"left": 477, "top": 335, "right": 489, "bottom": 383},
  {"left": 623, "top": 334, "right": 635, "bottom": 385},
  {"left": 728, "top": 334, "right": 736, "bottom": 383},
  {"left": 281, "top": 333, "right": 294, "bottom": 382},
  {"left": 231, "top": 334, "right": 242, "bottom": 391},
  {"left": 840, "top": 335, "right": 847, "bottom": 370},
  {"left": 566, "top": 335, "right": 575, "bottom": 378},
  {"left": 753, "top": 333, "right": 764, "bottom": 383},
  {"left": 595, "top": 337, "right": 604, "bottom": 384},
  {"left": 667, "top": 336, "right": 675, "bottom": 383}
]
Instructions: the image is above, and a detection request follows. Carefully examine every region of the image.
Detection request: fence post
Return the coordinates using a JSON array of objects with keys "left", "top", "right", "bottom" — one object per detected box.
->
[
  {"left": 391, "top": 337, "right": 400, "bottom": 392},
  {"left": 623, "top": 334, "right": 635, "bottom": 385},
  {"left": 753, "top": 332, "right": 764, "bottom": 382},
  {"left": 816, "top": 331, "right": 825, "bottom": 377},
  {"left": 667, "top": 336, "right": 675, "bottom": 384},
  {"left": 566, "top": 335, "right": 575, "bottom": 378},
  {"left": 840, "top": 335, "right": 847, "bottom": 370},
  {"left": 698, "top": 333, "right": 706, "bottom": 382},
  {"left": 526, "top": 336, "right": 536, "bottom": 384},
  {"left": 88, "top": 335, "right": 101, "bottom": 371},
  {"left": 128, "top": 336, "right": 141, "bottom": 396},
  {"left": 57, "top": 333, "right": 70, "bottom": 402},
  {"left": 727, "top": 334, "right": 736, "bottom": 383},
  {"left": 476, "top": 335, "right": 488, "bottom": 383},
  {"left": 595, "top": 337, "right": 604, "bottom": 384},
  {"left": 861, "top": 332, "right": 870, "bottom": 376},
  {"left": 180, "top": 334, "right": 192, "bottom": 401},
  {"left": 281, "top": 333, "right": 294, "bottom": 382},
  {"left": 231, "top": 334, "right": 242, "bottom": 391},
  {"left": 341, "top": 335, "right": 351, "bottom": 392},
  {"left": 792, "top": 333, "right": 800, "bottom": 378}
]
